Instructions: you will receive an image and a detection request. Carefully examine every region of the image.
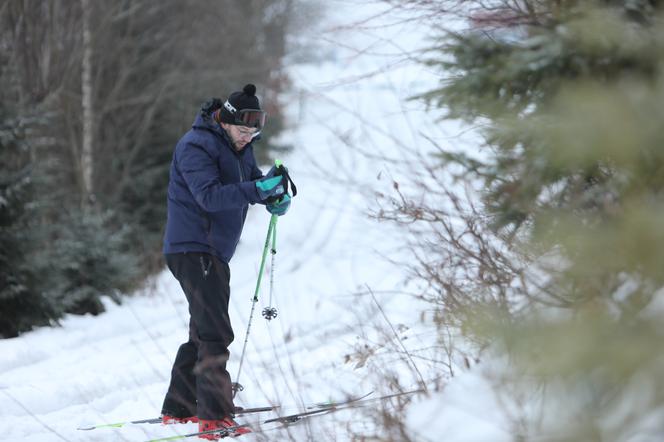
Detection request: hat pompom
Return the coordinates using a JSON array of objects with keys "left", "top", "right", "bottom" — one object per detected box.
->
[{"left": 243, "top": 84, "right": 256, "bottom": 96}]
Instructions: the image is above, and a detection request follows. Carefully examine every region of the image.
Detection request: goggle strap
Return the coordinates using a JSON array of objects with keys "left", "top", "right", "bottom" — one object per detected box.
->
[{"left": 224, "top": 100, "right": 237, "bottom": 113}]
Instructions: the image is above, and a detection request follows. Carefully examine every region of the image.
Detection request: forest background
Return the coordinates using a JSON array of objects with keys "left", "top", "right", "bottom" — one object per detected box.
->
[{"left": 1, "top": 0, "right": 314, "bottom": 336}]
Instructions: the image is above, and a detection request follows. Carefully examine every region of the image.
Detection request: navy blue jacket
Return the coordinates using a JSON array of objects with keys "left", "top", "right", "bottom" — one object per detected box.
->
[{"left": 163, "top": 112, "right": 264, "bottom": 263}]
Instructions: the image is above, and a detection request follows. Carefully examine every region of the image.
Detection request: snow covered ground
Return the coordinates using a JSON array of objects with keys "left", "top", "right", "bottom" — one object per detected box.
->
[{"left": 0, "top": 2, "right": 510, "bottom": 441}]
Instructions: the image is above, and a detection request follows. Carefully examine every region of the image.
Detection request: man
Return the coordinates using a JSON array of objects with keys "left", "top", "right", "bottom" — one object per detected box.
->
[{"left": 161, "top": 84, "right": 291, "bottom": 439}]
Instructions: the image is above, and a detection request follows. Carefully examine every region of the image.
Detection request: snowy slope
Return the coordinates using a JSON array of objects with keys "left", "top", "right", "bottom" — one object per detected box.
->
[{"left": 0, "top": 2, "right": 508, "bottom": 441}]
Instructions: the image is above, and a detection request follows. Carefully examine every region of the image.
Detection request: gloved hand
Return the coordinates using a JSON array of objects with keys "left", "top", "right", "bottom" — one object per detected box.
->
[
  {"left": 266, "top": 194, "right": 291, "bottom": 216},
  {"left": 255, "top": 173, "right": 286, "bottom": 201}
]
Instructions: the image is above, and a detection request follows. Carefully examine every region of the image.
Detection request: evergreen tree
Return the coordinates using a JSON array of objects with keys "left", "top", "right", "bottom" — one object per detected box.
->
[
  {"left": 376, "top": 0, "right": 664, "bottom": 438},
  {"left": 0, "top": 110, "right": 56, "bottom": 338},
  {"left": 30, "top": 209, "right": 140, "bottom": 316}
]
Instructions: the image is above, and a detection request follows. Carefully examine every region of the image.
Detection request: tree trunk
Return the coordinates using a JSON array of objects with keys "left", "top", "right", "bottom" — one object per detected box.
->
[{"left": 80, "top": 0, "right": 94, "bottom": 207}]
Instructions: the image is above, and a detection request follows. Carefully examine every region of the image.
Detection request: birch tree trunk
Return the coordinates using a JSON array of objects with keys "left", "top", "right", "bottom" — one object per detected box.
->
[{"left": 80, "top": 0, "right": 94, "bottom": 207}]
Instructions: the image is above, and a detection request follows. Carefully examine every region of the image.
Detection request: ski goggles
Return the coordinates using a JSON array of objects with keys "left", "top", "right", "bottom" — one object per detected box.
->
[
  {"left": 224, "top": 100, "right": 267, "bottom": 130},
  {"left": 236, "top": 109, "right": 266, "bottom": 130}
]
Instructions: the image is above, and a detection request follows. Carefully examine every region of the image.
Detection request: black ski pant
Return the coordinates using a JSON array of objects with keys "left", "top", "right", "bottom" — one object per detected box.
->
[{"left": 161, "top": 252, "right": 235, "bottom": 420}]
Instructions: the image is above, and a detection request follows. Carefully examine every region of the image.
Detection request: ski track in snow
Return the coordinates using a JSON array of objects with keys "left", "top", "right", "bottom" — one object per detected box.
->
[{"left": 0, "top": 2, "right": 512, "bottom": 441}]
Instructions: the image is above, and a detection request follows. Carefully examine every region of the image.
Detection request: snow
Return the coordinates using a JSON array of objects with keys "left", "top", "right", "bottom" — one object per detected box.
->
[
  {"left": 0, "top": 1, "right": 506, "bottom": 441},
  {"left": 407, "top": 368, "right": 511, "bottom": 442}
]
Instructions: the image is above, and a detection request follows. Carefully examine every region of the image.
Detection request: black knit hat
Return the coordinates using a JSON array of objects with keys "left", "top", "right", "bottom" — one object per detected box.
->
[{"left": 217, "top": 84, "right": 265, "bottom": 128}]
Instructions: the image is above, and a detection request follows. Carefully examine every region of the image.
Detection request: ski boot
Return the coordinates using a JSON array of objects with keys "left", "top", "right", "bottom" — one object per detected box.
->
[
  {"left": 162, "top": 414, "right": 199, "bottom": 425},
  {"left": 198, "top": 417, "right": 251, "bottom": 439}
]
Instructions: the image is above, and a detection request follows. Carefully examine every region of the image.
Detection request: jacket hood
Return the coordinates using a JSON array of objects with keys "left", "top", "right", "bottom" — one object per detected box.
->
[{"left": 192, "top": 112, "right": 223, "bottom": 134}]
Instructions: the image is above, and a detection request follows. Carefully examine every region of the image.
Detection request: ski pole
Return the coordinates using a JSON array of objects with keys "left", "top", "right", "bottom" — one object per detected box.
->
[
  {"left": 260, "top": 158, "right": 285, "bottom": 322},
  {"left": 233, "top": 214, "right": 276, "bottom": 397},
  {"left": 233, "top": 159, "right": 286, "bottom": 397},
  {"left": 262, "top": 219, "right": 278, "bottom": 320}
]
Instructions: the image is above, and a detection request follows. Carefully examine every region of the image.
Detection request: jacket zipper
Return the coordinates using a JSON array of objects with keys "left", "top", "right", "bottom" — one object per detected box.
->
[
  {"left": 236, "top": 157, "right": 246, "bottom": 228},
  {"left": 200, "top": 256, "right": 211, "bottom": 277},
  {"left": 215, "top": 123, "right": 246, "bottom": 183},
  {"left": 237, "top": 158, "right": 244, "bottom": 182}
]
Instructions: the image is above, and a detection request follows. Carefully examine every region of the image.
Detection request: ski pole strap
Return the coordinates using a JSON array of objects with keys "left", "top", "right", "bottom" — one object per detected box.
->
[
  {"left": 271, "top": 159, "right": 297, "bottom": 199},
  {"left": 280, "top": 167, "right": 297, "bottom": 197}
]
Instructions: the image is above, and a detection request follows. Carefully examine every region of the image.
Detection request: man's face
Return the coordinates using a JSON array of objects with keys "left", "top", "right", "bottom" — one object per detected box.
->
[{"left": 223, "top": 123, "right": 258, "bottom": 151}]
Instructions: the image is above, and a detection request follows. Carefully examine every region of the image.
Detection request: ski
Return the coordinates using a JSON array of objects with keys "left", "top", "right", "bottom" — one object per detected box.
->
[
  {"left": 77, "top": 393, "right": 372, "bottom": 431},
  {"left": 77, "top": 417, "right": 161, "bottom": 431},
  {"left": 143, "top": 392, "right": 375, "bottom": 442},
  {"left": 145, "top": 423, "right": 251, "bottom": 442},
  {"left": 77, "top": 406, "right": 275, "bottom": 431},
  {"left": 307, "top": 391, "right": 373, "bottom": 410},
  {"left": 77, "top": 390, "right": 408, "bottom": 435},
  {"left": 265, "top": 389, "right": 422, "bottom": 425},
  {"left": 265, "top": 391, "right": 374, "bottom": 424},
  {"left": 264, "top": 406, "right": 338, "bottom": 424},
  {"left": 142, "top": 390, "right": 423, "bottom": 440}
]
